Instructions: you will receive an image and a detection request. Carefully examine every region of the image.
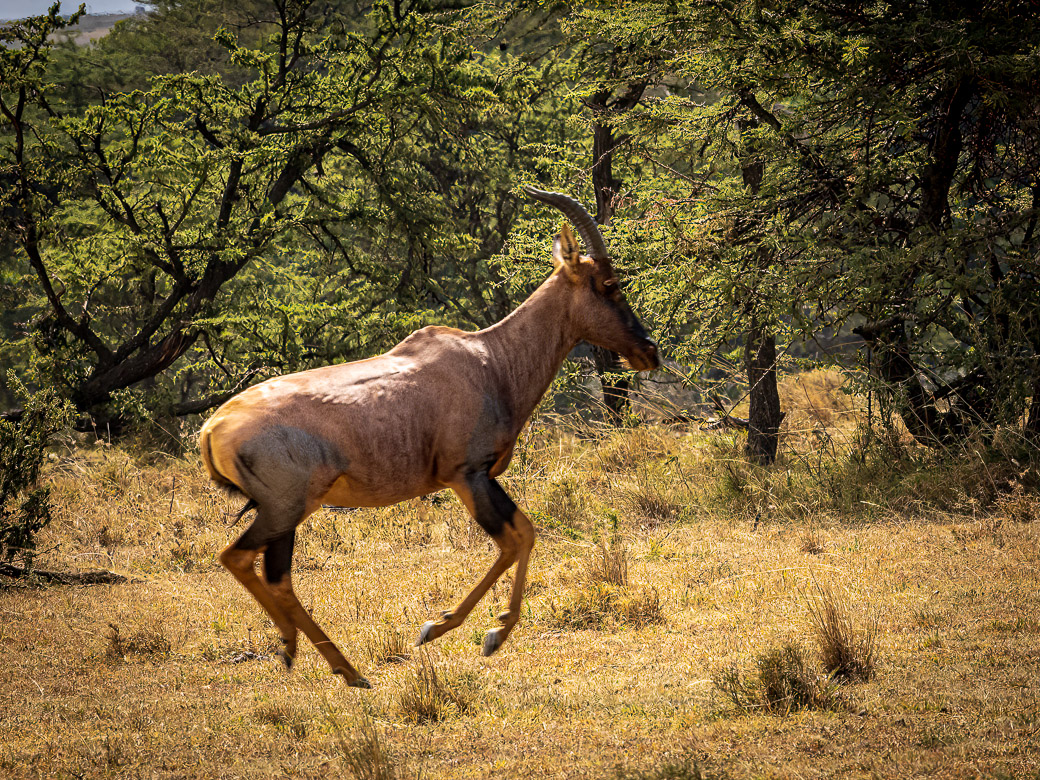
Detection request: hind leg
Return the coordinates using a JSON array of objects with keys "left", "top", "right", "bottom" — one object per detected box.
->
[
  {"left": 263, "top": 531, "right": 370, "bottom": 688},
  {"left": 220, "top": 495, "right": 306, "bottom": 673},
  {"left": 220, "top": 535, "right": 298, "bottom": 661}
]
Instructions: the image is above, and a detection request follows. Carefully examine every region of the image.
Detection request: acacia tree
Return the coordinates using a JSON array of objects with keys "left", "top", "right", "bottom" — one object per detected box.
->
[
  {"left": 576, "top": 0, "right": 1040, "bottom": 449},
  {"left": 0, "top": 1, "right": 523, "bottom": 425}
]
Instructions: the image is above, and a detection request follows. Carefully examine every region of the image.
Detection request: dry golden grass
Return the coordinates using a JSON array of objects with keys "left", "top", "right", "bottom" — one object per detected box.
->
[
  {"left": 396, "top": 650, "right": 479, "bottom": 724},
  {"left": 713, "top": 642, "right": 842, "bottom": 716},
  {"left": 1, "top": 371, "right": 1039, "bottom": 778},
  {"left": 805, "top": 583, "right": 878, "bottom": 683}
]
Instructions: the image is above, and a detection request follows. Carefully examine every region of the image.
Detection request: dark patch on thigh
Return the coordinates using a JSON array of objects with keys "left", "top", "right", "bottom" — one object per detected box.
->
[
  {"left": 465, "top": 471, "right": 516, "bottom": 537},
  {"left": 234, "top": 499, "right": 306, "bottom": 550},
  {"left": 231, "top": 426, "right": 346, "bottom": 549},
  {"left": 235, "top": 425, "right": 348, "bottom": 501}
]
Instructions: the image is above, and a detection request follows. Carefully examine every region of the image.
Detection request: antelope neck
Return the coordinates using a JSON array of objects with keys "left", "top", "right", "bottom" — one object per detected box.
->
[{"left": 475, "top": 272, "right": 580, "bottom": 430}]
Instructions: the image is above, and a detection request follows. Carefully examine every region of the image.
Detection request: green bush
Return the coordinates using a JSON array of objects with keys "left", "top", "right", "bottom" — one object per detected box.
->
[{"left": 0, "top": 382, "right": 72, "bottom": 565}]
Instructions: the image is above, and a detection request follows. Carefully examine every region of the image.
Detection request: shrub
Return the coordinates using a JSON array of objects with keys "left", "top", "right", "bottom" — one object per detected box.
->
[{"left": 0, "top": 384, "right": 73, "bottom": 565}]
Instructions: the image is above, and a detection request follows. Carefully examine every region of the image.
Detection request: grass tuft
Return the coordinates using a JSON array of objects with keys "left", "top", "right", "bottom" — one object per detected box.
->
[
  {"left": 585, "top": 532, "right": 629, "bottom": 587},
  {"left": 105, "top": 621, "right": 171, "bottom": 660},
  {"left": 806, "top": 583, "right": 878, "bottom": 682},
  {"left": 612, "top": 755, "right": 720, "bottom": 780},
  {"left": 547, "top": 581, "right": 664, "bottom": 630},
  {"left": 713, "top": 642, "right": 840, "bottom": 715},
  {"left": 619, "top": 585, "right": 665, "bottom": 628},
  {"left": 364, "top": 622, "right": 411, "bottom": 666},
  {"left": 329, "top": 702, "right": 401, "bottom": 780},
  {"left": 544, "top": 476, "right": 591, "bottom": 529},
  {"left": 627, "top": 466, "right": 683, "bottom": 525},
  {"left": 799, "top": 524, "right": 825, "bottom": 555},
  {"left": 397, "top": 651, "right": 477, "bottom": 724},
  {"left": 253, "top": 701, "right": 308, "bottom": 739}
]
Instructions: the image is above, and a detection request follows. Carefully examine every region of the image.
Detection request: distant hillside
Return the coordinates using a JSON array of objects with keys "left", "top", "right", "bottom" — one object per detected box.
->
[{"left": 55, "top": 12, "right": 144, "bottom": 45}]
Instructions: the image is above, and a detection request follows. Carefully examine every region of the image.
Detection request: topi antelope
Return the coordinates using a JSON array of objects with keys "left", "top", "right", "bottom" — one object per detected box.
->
[{"left": 199, "top": 187, "right": 659, "bottom": 687}]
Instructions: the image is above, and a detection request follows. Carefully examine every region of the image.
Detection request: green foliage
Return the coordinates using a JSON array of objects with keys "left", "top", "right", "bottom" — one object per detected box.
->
[
  {"left": 564, "top": 0, "right": 1040, "bottom": 443},
  {"left": 0, "top": 0, "right": 574, "bottom": 420},
  {"left": 0, "top": 381, "right": 73, "bottom": 564},
  {"left": 3, "top": 0, "right": 1040, "bottom": 452}
]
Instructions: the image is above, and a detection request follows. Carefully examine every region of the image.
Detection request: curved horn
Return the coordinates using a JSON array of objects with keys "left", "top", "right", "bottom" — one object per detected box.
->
[{"left": 523, "top": 186, "right": 609, "bottom": 260}]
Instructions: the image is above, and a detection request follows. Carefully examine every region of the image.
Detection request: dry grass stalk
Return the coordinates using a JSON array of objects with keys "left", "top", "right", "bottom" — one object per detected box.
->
[
  {"left": 805, "top": 583, "right": 878, "bottom": 682},
  {"left": 398, "top": 651, "right": 475, "bottom": 724}
]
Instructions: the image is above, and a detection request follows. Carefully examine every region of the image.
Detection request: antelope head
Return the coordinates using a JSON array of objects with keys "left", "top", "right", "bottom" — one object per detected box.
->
[{"left": 526, "top": 187, "right": 660, "bottom": 371}]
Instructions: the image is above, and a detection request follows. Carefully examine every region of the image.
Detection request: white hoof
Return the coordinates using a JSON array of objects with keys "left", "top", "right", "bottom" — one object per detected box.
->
[
  {"left": 482, "top": 627, "right": 506, "bottom": 657},
  {"left": 416, "top": 620, "right": 438, "bottom": 647}
]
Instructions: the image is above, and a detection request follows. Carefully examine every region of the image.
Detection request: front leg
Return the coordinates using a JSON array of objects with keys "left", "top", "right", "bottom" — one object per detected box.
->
[{"left": 416, "top": 471, "right": 535, "bottom": 655}]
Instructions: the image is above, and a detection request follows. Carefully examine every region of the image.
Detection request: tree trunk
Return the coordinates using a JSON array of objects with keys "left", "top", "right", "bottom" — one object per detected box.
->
[
  {"left": 737, "top": 118, "right": 783, "bottom": 464},
  {"left": 591, "top": 344, "right": 631, "bottom": 425},
  {"left": 589, "top": 117, "right": 631, "bottom": 424},
  {"left": 585, "top": 70, "right": 647, "bottom": 426},
  {"left": 745, "top": 320, "right": 784, "bottom": 465}
]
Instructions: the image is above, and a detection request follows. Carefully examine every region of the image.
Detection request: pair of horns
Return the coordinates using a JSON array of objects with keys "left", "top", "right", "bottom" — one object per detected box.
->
[{"left": 524, "top": 186, "right": 608, "bottom": 261}]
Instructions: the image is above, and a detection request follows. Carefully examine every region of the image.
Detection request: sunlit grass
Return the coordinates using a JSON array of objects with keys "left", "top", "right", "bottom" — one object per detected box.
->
[{"left": 1, "top": 371, "right": 1038, "bottom": 778}]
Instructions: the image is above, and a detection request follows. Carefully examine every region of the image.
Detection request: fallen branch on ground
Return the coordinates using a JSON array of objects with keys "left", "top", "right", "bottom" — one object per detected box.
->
[
  {"left": 709, "top": 394, "right": 750, "bottom": 429},
  {"left": 0, "top": 562, "right": 129, "bottom": 584}
]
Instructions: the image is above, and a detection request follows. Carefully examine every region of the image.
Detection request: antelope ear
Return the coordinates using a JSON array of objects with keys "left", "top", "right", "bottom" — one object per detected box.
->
[{"left": 552, "top": 223, "right": 581, "bottom": 280}]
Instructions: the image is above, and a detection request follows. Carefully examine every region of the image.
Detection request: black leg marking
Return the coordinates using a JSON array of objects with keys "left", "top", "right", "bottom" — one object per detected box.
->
[
  {"left": 263, "top": 531, "right": 296, "bottom": 584},
  {"left": 465, "top": 471, "right": 517, "bottom": 537}
]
